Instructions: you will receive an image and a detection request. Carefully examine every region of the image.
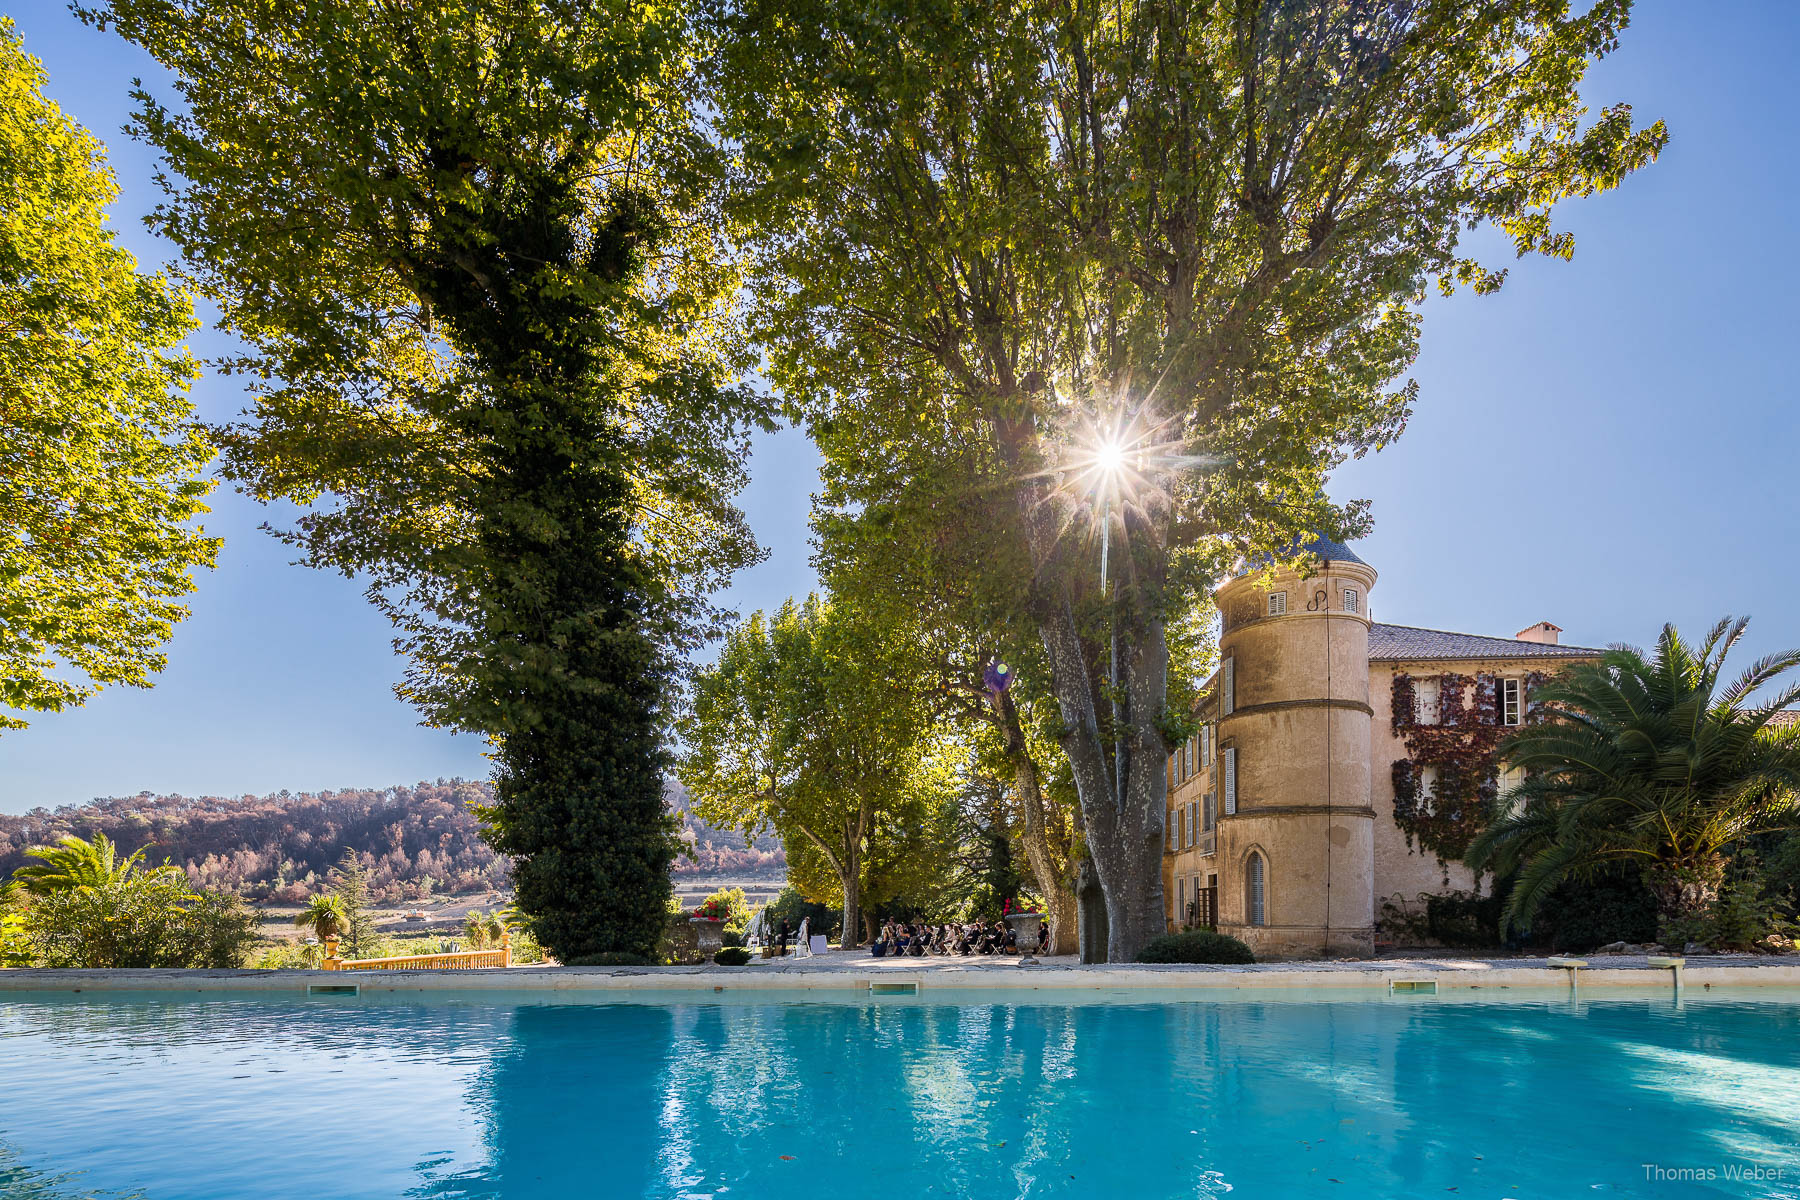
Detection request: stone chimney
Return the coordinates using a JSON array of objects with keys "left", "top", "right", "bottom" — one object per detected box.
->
[{"left": 1516, "top": 621, "right": 1562, "bottom": 645}]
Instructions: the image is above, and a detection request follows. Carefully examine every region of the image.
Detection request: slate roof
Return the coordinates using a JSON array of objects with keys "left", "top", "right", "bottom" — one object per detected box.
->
[
  {"left": 1240, "top": 531, "right": 1369, "bottom": 575},
  {"left": 1368, "top": 623, "right": 1606, "bottom": 663}
]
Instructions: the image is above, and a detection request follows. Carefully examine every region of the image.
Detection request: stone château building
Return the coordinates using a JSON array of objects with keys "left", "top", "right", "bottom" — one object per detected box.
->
[{"left": 1163, "top": 535, "right": 1602, "bottom": 959}]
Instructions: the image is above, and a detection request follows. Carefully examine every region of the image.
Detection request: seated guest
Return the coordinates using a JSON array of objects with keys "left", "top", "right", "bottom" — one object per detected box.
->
[{"left": 1036, "top": 922, "right": 1051, "bottom": 955}]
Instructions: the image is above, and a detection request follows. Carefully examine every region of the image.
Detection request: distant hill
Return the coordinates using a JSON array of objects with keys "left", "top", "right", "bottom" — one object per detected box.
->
[
  {"left": 0, "top": 778, "right": 784, "bottom": 904},
  {"left": 667, "top": 779, "right": 787, "bottom": 881}
]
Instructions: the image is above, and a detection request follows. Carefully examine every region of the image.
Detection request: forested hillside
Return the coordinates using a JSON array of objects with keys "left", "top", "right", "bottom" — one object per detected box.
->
[{"left": 0, "top": 780, "right": 785, "bottom": 904}]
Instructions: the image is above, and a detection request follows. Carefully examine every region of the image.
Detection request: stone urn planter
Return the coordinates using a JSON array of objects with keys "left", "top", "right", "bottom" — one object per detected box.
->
[
  {"left": 690, "top": 917, "right": 725, "bottom": 961},
  {"left": 1004, "top": 911, "right": 1044, "bottom": 950}
]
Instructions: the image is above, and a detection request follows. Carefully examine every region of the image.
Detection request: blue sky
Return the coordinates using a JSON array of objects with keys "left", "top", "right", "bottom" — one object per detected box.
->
[{"left": 2, "top": 2, "right": 1795, "bottom": 812}]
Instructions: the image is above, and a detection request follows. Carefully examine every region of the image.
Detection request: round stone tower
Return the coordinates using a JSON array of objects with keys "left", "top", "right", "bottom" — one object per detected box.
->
[{"left": 1212, "top": 534, "right": 1377, "bottom": 958}]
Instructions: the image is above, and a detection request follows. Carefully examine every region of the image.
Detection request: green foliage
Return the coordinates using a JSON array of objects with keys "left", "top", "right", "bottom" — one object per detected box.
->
[
  {"left": 329, "top": 849, "right": 376, "bottom": 958},
  {"left": 1469, "top": 617, "right": 1800, "bottom": 934},
  {"left": 85, "top": 0, "right": 772, "bottom": 964},
  {"left": 678, "top": 595, "right": 951, "bottom": 944},
  {"left": 292, "top": 894, "right": 348, "bottom": 943},
  {"left": 463, "top": 908, "right": 506, "bottom": 950},
  {"left": 567, "top": 951, "right": 652, "bottom": 967},
  {"left": 508, "top": 928, "right": 547, "bottom": 965},
  {"left": 12, "top": 832, "right": 153, "bottom": 895},
  {"left": 1378, "top": 890, "right": 1503, "bottom": 950},
  {"left": 1657, "top": 857, "right": 1797, "bottom": 952},
  {"left": 708, "top": 0, "right": 1664, "bottom": 960},
  {"left": 25, "top": 871, "right": 255, "bottom": 968},
  {"left": 693, "top": 887, "right": 752, "bottom": 933},
  {"left": 1135, "top": 931, "right": 1255, "bottom": 965},
  {"left": 1529, "top": 866, "right": 1661, "bottom": 952},
  {"left": 174, "top": 891, "right": 262, "bottom": 968},
  {"left": 713, "top": 946, "right": 751, "bottom": 966},
  {"left": 0, "top": 884, "right": 30, "bottom": 967},
  {"left": 0, "top": 20, "right": 217, "bottom": 733},
  {"left": 761, "top": 887, "right": 836, "bottom": 940}
]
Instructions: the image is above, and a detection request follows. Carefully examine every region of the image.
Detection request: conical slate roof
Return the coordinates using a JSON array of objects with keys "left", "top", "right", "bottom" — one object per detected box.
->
[{"left": 1239, "top": 531, "right": 1370, "bottom": 575}]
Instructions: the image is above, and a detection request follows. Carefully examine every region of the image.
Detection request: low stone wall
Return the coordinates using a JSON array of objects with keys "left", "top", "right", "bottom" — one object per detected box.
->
[{"left": 3, "top": 955, "right": 1798, "bottom": 994}]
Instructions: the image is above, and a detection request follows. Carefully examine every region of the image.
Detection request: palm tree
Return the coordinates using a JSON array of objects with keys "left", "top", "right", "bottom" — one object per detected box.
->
[
  {"left": 1469, "top": 617, "right": 1800, "bottom": 935},
  {"left": 294, "top": 894, "right": 349, "bottom": 944},
  {"left": 464, "top": 909, "right": 505, "bottom": 949},
  {"left": 12, "top": 833, "right": 164, "bottom": 895}
]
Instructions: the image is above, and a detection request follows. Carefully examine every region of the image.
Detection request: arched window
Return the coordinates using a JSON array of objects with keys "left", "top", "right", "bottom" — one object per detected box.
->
[{"left": 1246, "top": 852, "right": 1267, "bottom": 927}]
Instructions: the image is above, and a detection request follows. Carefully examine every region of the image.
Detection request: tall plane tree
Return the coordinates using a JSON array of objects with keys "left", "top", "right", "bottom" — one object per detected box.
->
[
  {"left": 679, "top": 597, "right": 948, "bottom": 945},
  {"left": 713, "top": 0, "right": 1665, "bottom": 958},
  {"left": 1, "top": 20, "right": 215, "bottom": 733},
  {"left": 87, "top": 0, "right": 770, "bottom": 960}
]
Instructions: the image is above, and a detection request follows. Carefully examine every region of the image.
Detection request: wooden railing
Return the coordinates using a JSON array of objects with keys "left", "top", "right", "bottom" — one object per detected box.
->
[{"left": 322, "top": 933, "right": 510, "bottom": 971}]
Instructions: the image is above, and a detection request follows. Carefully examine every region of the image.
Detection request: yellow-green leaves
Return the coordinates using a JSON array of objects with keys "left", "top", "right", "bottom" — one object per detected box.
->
[{"left": 0, "top": 20, "right": 216, "bottom": 733}]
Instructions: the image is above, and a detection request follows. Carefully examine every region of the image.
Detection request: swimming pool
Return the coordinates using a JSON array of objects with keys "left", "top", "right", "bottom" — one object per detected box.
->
[{"left": 2, "top": 987, "right": 1796, "bottom": 1198}]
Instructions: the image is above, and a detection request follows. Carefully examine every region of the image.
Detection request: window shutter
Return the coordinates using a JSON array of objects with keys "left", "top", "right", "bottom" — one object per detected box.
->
[
  {"left": 1247, "top": 853, "right": 1266, "bottom": 926},
  {"left": 1222, "top": 658, "right": 1235, "bottom": 716},
  {"left": 1189, "top": 801, "right": 1198, "bottom": 846},
  {"left": 1223, "top": 747, "right": 1237, "bottom": 815}
]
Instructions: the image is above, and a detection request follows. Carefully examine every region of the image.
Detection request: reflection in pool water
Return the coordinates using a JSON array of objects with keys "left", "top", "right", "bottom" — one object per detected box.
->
[{"left": 2, "top": 989, "right": 1798, "bottom": 1199}]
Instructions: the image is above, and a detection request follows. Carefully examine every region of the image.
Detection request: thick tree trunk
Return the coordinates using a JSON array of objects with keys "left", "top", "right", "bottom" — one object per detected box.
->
[
  {"left": 1000, "top": 437, "right": 1166, "bottom": 964},
  {"left": 1077, "top": 855, "right": 1108, "bottom": 963},
  {"left": 993, "top": 689, "right": 1078, "bottom": 955},
  {"left": 839, "top": 868, "right": 861, "bottom": 950}
]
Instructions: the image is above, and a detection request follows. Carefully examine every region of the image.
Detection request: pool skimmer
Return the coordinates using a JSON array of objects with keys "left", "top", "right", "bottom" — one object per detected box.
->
[
  {"left": 869, "top": 980, "right": 921, "bottom": 997},
  {"left": 1388, "top": 980, "right": 1437, "bottom": 996},
  {"left": 307, "top": 983, "right": 361, "bottom": 997}
]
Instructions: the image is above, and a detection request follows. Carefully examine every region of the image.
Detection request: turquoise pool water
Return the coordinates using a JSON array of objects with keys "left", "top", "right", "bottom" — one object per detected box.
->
[{"left": 2, "top": 987, "right": 1797, "bottom": 1198}]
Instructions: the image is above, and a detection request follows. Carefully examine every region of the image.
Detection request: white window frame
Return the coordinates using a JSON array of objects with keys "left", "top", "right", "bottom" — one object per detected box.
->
[
  {"left": 1342, "top": 588, "right": 1359, "bottom": 614},
  {"left": 1414, "top": 677, "right": 1440, "bottom": 726},
  {"left": 1418, "top": 765, "right": 1439, "bottom": 814},
  {"left": 1221, "top": 657, "right": 1235, "bottom": 716},
  {"left": 1502, "top": 678, "right": 1523, "bottom": 726},
  {"left": 1267, "top": 591, "right": 1287, "bottom": 616},
  {"left": 1223, "top": 747, "right": 1237, "bottom": 815}
]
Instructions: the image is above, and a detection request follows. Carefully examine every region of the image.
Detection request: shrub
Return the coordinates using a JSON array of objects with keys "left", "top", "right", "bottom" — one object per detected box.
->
[
  {"left": 1378, "top": 890, "right": 1502, "bottom": 949},
  {"left": 713, "top": 946, "right": 751, "bottom": 966},
  {"left": 509, "top": 928, "right": 547, "bottom": 964},
  {"left": 566, "top": 950, "right": 651, "bottom": 967},
  {"left": 173, "top": 891, "right": 261, "bottom": 968},
  {"left": 762, "top": 886, "right": 837, "bottom": 941},
  {"left": 0, "top": 888, "right": 30, "bottom": 968},
  {"left": 721, "top": 928, "right": 745, "bottom": 948},
  {"left": 26, "top": 876, "right": 258, "bottom": 968},
  {"left": 1528, "top": 865, "right": 1660, "bottom": 951},
  {"left": 1658, "top": 857, "right": 1797, "bottom": 951},
  {"left": 1135, "top": 930, "right": 1255, "bottom": 964}
]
